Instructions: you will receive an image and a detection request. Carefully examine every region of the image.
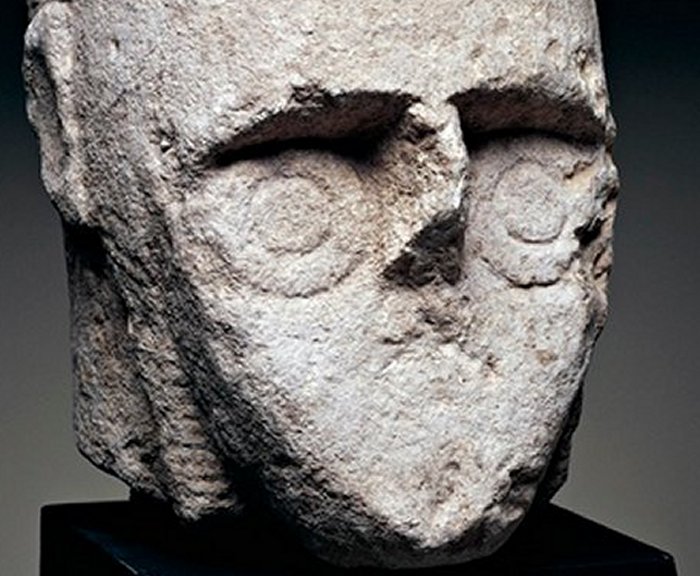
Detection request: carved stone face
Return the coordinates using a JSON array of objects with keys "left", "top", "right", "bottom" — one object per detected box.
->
[{"left": 25, "top": 0, "right": 618, "bottom": 568}]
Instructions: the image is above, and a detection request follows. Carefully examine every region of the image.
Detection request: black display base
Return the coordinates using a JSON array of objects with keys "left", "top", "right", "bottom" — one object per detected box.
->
[{"left": 40, "top": 499, "right": 677, "bottom": 575}]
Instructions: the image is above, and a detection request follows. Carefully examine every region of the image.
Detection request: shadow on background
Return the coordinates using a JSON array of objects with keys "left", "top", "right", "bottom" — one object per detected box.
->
[{"left": 1, "top": 1, "right": 698, "bottom": 575}]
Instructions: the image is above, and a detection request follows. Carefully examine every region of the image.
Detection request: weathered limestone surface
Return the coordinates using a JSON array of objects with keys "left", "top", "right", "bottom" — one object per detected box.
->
[{"left": 24, "top": 0, "right": 618, "bottom": 568}]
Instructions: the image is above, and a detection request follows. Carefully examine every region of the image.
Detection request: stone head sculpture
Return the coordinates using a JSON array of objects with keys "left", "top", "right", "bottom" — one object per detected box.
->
[{"left": 24, "top": 0, "right": 618, "bottom": 568}]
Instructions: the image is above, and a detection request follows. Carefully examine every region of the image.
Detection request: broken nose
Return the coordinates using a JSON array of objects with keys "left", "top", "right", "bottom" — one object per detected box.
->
[{"left": 383, "top": 210, "right": 465, "bottom": 287}]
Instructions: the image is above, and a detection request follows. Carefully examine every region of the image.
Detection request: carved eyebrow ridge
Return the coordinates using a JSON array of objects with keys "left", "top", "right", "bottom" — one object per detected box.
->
[
  {"left": 449, "top": 86, "right": 611, "bottom": 145},
  {"left": 212, "top": 134, "right": 386, "bottom": 167},
  {"left": 197, "top": 89, "right": 416, "bottom": 168}
]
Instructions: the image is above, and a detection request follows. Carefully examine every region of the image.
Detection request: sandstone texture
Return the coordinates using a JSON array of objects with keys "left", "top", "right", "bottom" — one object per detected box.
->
[{"left": 24, "top": 0, "right": 618, "bottom": 568}]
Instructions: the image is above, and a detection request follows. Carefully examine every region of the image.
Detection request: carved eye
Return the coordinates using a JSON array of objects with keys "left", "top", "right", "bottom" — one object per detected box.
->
[
  {"left": 181, "top": 151, "right": 374, "bottom": 297},
  {"left": 248, "top": 175, "right": 332, "bottom": 255},
  {"left": 466, "top": 135, "right": 592, "bottom": 286},
  {"left": 495, "top": 163, "right": 566, "bottom": 245}
]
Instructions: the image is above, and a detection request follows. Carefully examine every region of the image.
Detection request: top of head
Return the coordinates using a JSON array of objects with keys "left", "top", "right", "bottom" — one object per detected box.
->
[
  {"left": 27, "top": 0, "right": 610, "bottom": 139},
  {"left": 28, "top": 0, "right": 59, "bottom": 19}
]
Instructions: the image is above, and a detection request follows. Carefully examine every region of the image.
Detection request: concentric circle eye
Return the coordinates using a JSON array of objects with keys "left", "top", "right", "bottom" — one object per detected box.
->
[
  {"left": 496, "top": 164, "right": 566, "bottom": 244},
  {"left": 248, "top": 175, "right": 332, "bottom": 255},
  {"left": 466, "top": 137, "right": 598, "bottom": 287},
  {"left": 181, "top": 151, "right": 373, "bottom": 297}
]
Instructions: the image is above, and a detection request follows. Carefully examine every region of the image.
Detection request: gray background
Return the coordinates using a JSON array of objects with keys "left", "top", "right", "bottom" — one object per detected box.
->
[{"left": 1, "top": 1, "right": 698, "bottom": 574}]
